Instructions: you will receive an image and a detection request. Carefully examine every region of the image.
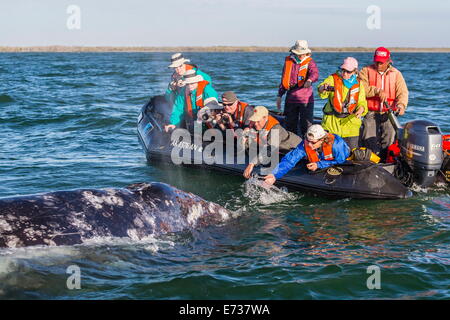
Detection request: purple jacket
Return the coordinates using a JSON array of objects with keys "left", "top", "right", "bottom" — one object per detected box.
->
[{"left": 278, "top": 58, "right": 319, "bottom": 104}]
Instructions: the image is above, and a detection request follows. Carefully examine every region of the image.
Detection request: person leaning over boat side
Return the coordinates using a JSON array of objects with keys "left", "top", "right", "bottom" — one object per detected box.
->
[
  {"left": 263, "top": 124, "right": 350, "bottom": 185},
  {"left": 165, "top": 53, "right": 212, "bottom": 105},
  {"left": 215, "top": 91, "right": 254, "bottom": 131},
  {"left": 276, "top": 40, "right": 319, "bottom": 137},
  {"left": 164, "top": 69, "right": 218, "bottom": 132},
  {"left": 318, "top": 57, "right": 368, "bottom": 150},
  {"left": 243, "top": 106, "right": 301, "bottom": 179},
  {"left": 358, "top": 47, "right": 409, "bottom": 159}
]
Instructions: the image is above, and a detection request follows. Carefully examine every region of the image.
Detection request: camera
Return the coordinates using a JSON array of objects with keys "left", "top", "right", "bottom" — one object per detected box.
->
[{"left": 221, "top": 113, "right": 231, "bottom": 124}]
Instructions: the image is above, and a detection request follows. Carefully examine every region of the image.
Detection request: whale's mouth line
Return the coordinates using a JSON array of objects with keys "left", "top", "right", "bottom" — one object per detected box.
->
[{"left": 49, "top": 232, "right": 82, "bottom": 240}]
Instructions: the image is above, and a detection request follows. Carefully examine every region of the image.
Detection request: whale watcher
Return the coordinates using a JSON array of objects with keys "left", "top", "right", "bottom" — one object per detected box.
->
[
  {"left": 164, "top": 69, "right": 218, "bottom": 133},
  {"left": 165, "top": 53, "right": 212, "bottom": 105},
  {"left": 276, "top": 40, "right": 319, "bottom": 137},
  {"left": 358, "top": 47, "right": 409, "bottom": 160},
  {"left": 214, "top": 91, "right": 255, "bottom": 132},
  {"left": 318, "top": 57, "right": 368, "bottom": 150},
  {"left": 263, "top": 124, "right": 350, "bottom": 186},
  {"left": 242, "top": 106, "right": 301, "bottom": 179}
]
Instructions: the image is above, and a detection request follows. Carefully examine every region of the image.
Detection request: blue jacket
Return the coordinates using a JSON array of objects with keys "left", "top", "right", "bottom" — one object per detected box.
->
[{"left": 272, "top": 134, "right": 350, "bottom": 179}]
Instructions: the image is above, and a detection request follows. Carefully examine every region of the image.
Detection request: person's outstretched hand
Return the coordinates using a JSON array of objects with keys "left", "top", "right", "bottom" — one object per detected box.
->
[
  {"left": 164, "top": 124, "right": 176, "bottom": 132},
  {"left": 243, "top": 163, "right": 255, "bottom": 179},
  {"left": 306, "top": 162, "right": 318, "bottom": 171},
  {"left": 264, "top": 174, "right": 276, "bottom": 186}
]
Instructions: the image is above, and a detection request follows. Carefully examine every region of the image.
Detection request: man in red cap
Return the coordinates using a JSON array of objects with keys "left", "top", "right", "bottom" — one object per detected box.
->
[{"left": 359, "top": 47, "right": 409, "bottom": 158}]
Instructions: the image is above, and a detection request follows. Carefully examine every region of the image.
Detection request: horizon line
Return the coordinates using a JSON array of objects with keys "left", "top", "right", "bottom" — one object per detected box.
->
[{"left": 1, "top": 46, "right": 450, "bottom": 53}]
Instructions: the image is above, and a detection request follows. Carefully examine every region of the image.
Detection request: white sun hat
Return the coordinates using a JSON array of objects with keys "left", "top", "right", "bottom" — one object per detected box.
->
[
  {"left": 168, "top": 53, "right": 190, "bottom": 68},
  {"left": 306, "top": 124, "right": 327, "bottom": 141},
  {"left": 196, "top": 98, "right": 222, "bottom": 122},
  {"left": 203, "top": 97, "right": 222, "bottom": 110},
  {"left": 290, "top": 40, "right": 312, "bottom": 55},
  {"left": 183, "top": 69, "right": 204, "bottom": 84}
]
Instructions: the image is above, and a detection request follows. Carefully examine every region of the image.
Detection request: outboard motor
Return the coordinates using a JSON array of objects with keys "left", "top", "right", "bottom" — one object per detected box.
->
[{"left": 399, "top": 120, "right": 443, "bottom": 187}]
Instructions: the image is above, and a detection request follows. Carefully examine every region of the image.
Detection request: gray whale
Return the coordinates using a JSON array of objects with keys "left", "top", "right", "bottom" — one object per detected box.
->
[{"left": 0, "top": 182, "right": 237, "bottom": 248}]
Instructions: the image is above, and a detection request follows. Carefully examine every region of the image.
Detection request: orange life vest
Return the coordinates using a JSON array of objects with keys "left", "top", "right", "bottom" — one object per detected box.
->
[
  {"left": 281, "top": 56, "right": 312, "bottom": 90},
  {"left": 232, "top": 101, "right": 249, "bottom": 127},
  {"left": 366, "top": 65, "right": 398, "bottom": 112},
  {"left": 263, "top": 115, "right": 279, "bottom": 132},
  {"left": 254, "top": 115, "right": 280, "bottom": 145},
  {"left": 331, "top": 73, "right": 360, "bottom": 114},
  {"left": 184, "top": 80, "right": 209, "bottom": 118},
  {"left": 304, "top": 133, "right": 335, "bottom": 162},
  {"left": 185, "top": 64, "right": 195, "bottom": 71}
]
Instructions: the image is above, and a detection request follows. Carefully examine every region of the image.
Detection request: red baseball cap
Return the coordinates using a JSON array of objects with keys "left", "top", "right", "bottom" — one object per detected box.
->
[{"left": 373, "top": 47, "right": 391, "bottom": 63}]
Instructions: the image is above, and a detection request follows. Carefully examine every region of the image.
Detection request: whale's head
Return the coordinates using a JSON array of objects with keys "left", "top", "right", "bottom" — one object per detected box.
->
[{"left": 126, "top": 182, "right": 236, "bottom": 228}]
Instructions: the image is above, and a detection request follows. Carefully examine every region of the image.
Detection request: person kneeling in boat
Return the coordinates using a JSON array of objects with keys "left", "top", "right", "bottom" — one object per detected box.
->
[
  {"left": 215, "top": 91, "right": 254, "bottom": 131},
  {"left": 165, "top": 53, "right": 212, "bottom": 105},
  {"left": 263, "top": 124, "right": 350, "bottom": 185},
  {"left": 164, "top": 69, "right": 218, "bottom": 132},
  {"left": 243, "top": 106, "right": 301, "bottom": 179},
  {"left": 318, "top": 57, "right": 367, "bottom": 150}
]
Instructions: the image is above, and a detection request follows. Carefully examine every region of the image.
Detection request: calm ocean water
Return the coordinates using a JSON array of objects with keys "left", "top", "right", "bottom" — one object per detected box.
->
[{"left": 0, "top": 52, "right": 449, "bottom": 299}]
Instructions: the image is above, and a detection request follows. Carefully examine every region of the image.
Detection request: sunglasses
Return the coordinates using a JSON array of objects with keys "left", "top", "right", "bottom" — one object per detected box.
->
[
  {"left": 222, "top": 102, "right": 234, "bottom": 107},
  {"left": 341, "top": 69, "right": 353, "bottom": 74},
  {"left": 307, "top": 136, "right": 324, "bottom": 144}
]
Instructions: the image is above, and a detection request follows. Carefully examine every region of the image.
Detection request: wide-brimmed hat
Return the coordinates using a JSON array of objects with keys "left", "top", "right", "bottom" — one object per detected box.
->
[
  {"left": 168, "top": 53, "right": 190, "bottom": 68},
  {"left": 183, "top": 69, "right": 203, "bottom": 84},
  {"left": 340, "top": 57, "right": 358, "bottom": 71},
  {"left": 203, "top": 97, "right": 222, "bottom": 110},
  {"left": 290, "top": 40, "right": 312, "bottom": 55},
  {"left": 249, "top": 106, "right": 269, "bottom": 122},
  {"left": 373, "top": 47, "right": 391, "bottom": 63},
  {"left": 306, "top": 124, "right": 327, "bottom": 141}
]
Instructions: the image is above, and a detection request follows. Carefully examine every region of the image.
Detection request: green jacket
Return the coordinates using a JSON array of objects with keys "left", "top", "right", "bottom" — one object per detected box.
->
[
  {"left": 169, "top": 82, "right": 218, "bottom": 126},
  {"left": 165, "top": 67, "right": 212, "bottom": 105},
  {"left": 318, "top": 74, "right": 368, "bottom": 138}
]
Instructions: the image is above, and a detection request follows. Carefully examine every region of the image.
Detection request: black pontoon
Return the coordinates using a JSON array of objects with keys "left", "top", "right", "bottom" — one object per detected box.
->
[{"left": 137, "top": 96, "right": 449, "bottom": 200}]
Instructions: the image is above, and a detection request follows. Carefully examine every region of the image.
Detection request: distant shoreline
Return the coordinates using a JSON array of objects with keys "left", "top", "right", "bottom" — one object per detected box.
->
[{"left": 1, "top": 46, "right": 450, "bottom": 53}]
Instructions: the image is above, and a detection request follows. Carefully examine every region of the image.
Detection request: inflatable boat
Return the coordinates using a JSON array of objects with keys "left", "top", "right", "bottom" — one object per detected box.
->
[{"left": 137, "top": 96, "right": 449, "bottom": 200}]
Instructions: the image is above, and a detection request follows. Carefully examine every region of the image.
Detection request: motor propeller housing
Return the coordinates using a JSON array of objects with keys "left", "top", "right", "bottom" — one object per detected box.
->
[{"left": 399, "top": 120, "right": 443, "bottom": 187}]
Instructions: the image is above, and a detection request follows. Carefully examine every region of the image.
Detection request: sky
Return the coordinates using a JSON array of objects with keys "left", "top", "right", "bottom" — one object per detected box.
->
[{"left": 0, "top": 0, "right": 449, "bottom": 47}]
